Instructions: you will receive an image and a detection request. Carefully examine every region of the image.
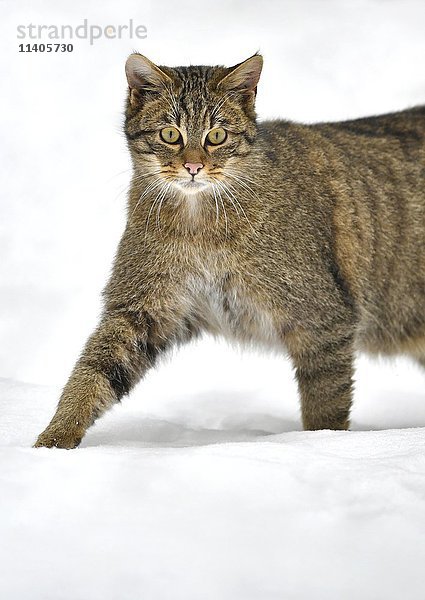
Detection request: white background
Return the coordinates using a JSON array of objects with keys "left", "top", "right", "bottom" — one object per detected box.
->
[{"left": 1, "top": 1, "right": 425, "bottom": 599}]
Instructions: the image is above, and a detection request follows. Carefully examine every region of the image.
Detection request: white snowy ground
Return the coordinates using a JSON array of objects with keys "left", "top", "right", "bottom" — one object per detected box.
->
[
  {"left": 1, "top": 345, "right": 425, "bottom": 600},
  {"left": 2, "top": 0, "right": 425, "bottom": 598}
]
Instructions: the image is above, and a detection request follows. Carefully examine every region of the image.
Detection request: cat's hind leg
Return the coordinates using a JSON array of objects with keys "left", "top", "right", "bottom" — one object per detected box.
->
[
  {"left": 416, "top": 356, "right": 425, "bottom": 370},
  {"left": 409, "top": 336, "right": 425, "bottom": 371},
  {"left": 289, "top": 323, "right": 355, "bottom": 431}
]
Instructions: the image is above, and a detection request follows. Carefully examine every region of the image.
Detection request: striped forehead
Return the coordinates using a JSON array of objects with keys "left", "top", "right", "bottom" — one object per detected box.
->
[{"left": 169, "top": 67, "right": 219, "bottom": 132}]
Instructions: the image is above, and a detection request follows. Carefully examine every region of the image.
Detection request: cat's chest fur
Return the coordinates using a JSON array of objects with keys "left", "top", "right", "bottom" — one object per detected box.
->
[{"left": 186, "top": 263, "right": 283, "bottom": 349}]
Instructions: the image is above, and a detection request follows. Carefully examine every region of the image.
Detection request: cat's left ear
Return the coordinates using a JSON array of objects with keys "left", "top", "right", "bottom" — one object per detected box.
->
[
  {"left": 125, "top": 53, "right": 173, "bottom": 107},
  {"left": 218, "top": 54, "right": 263, "bottom": 95}
]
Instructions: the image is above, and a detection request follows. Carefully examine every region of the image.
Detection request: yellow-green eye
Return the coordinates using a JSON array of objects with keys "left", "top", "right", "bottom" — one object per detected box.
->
[
  {"left": 160, "top": 127, "right": 181, "bottom": 144},
  {"left": 207, "top": 127, "right": 227, "bottom": 145}
]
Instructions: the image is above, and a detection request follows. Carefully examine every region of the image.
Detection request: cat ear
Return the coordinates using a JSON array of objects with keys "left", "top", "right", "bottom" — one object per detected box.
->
[
  {"left": 125, "top": 54, "right": 172, "bottom": 106},
  {"left": 218, "top": 54, "right": 263, "bottom": 94}
]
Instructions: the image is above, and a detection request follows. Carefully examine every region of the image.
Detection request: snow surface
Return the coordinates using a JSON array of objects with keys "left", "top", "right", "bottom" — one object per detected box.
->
[
  {"left": 1, "top": 351, "right": 425, "bottom": 600},
  {"left": 1, "top": 0, "right": 425, "bottom": 598}
]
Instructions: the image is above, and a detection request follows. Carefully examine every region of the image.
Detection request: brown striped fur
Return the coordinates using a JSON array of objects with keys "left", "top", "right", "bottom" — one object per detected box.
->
[{"left": 35, "top": 54, "right": 425, "bottom": 448}]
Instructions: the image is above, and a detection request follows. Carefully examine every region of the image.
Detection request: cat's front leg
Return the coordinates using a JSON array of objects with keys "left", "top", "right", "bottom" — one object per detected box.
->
[
  {"left": 290, "top": 326, "right": 355, "bottom": 431},
  {"left": 34, "top": 308, "right": 192, "bottom": 449}
]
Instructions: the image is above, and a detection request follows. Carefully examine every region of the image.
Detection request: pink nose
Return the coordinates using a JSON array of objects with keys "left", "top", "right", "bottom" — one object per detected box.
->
[{"left": 184, "top": 162, "right": 204, "bottom": 176}]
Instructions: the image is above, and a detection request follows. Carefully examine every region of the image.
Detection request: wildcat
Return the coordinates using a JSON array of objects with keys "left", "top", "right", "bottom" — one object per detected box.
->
[{"left": 35, "top": 53, "right": 425, "bottom": 449}]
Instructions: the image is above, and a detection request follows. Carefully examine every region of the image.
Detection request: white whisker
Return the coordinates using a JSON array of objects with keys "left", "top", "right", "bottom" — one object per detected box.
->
[
  {"left": 131, "top": 176, "right": 164, "bottom": 219},
  {"left": 215, "top": 178, "right": 256, "bottom": 234},
  {"left": 144, "top": 182, "right": 166, "bottom": 235},
  {"left": 224, "top": 170, "right": 260, "bottom": 201},
  {"left": 213, "top": 183, "right": 228, "bottom": 236},
  {"left": 155, "top": 181, "right": 173, "bottom": 230},
  {"left": 211, "top": 184, "right": 220, "bottom": 225}
]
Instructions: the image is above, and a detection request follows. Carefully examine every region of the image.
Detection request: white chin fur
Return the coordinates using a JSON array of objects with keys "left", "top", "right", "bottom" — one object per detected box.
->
[{"left": 173, "top": 179, "right": 211, "bottom": 196}]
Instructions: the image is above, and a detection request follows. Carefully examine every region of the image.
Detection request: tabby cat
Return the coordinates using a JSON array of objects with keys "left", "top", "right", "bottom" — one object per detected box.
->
[{"left": 35, "top": 53, "right": 425, "bottom": 448}]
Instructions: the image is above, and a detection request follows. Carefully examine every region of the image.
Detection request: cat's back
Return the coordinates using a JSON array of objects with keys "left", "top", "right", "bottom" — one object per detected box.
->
[
  {"left": 310, "top": 106, "right": 425, "bottom": 215},
  {"left": 315, "top": 107, "right": 425, "bottom": 354},
  {"left": 258, "top": 106, "right": 425, "bottom": 168},
  {"left": 314, "top": 105, "right": 425, "bottom": 142},
  {"left": 257, "top": 108, "right": 425, "bottom": 211},
  {"left": 256, "top": 108, "right": 425, "bottom": 355}
]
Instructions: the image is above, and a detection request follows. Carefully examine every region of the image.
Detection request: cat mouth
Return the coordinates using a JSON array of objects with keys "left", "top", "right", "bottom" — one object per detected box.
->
[{"left": 172, "top": 178, "right": 211, "bottom": 194}]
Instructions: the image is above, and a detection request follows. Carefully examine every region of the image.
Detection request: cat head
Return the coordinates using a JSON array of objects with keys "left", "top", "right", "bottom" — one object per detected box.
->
[{"left": 124, "top": 53, "right": 263, "bottom": 197}]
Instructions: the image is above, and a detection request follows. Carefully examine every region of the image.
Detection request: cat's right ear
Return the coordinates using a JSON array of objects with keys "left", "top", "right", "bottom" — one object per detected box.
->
[
  {"left": 125, "top": 54, "right": 172, "bottom": 107},
  {"left": 218, "top": 54, "right": 263, "bottom": 95}
]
